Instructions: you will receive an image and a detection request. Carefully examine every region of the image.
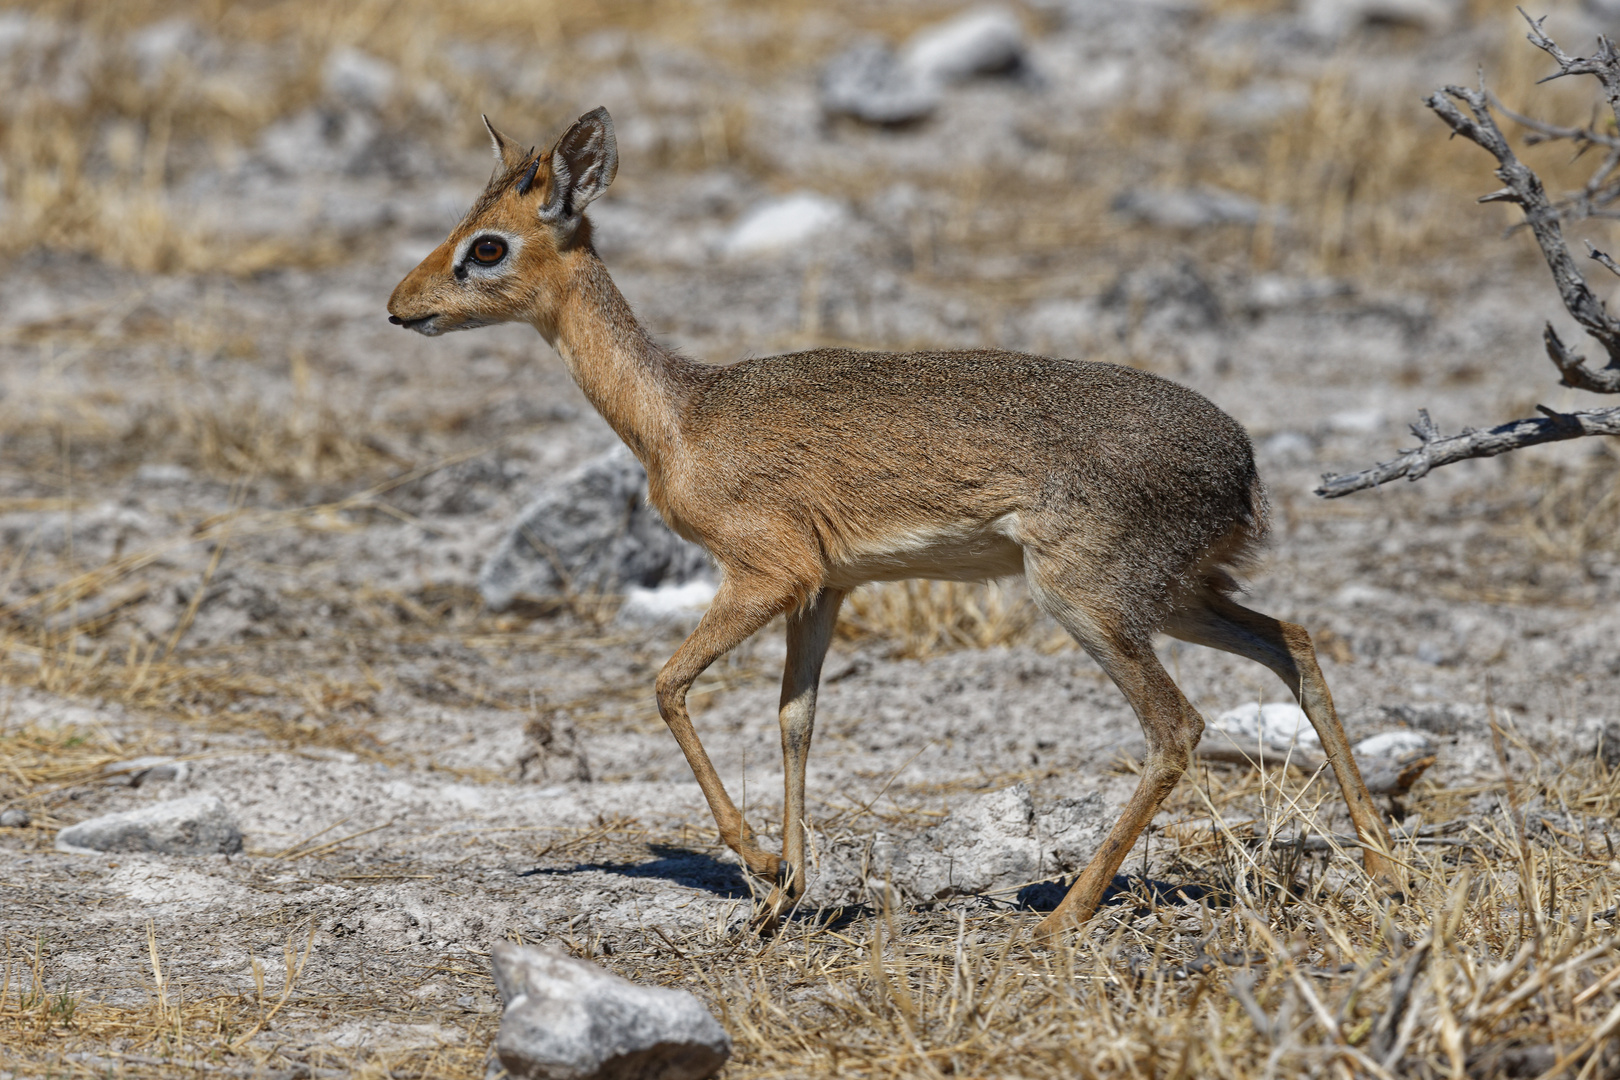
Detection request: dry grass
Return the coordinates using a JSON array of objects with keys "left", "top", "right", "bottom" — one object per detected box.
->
[
  {"left": 837, "top": 579, "right": 1064, "bottom": 659},
  {"left": 1512, "top": 442, "right": 1620, "bottom": 565},
  {"left": 2, "top": 0, "right": 1602, "bottom": 284},
  {"left": 689, "top": 734, "right": 1620, "bottom": 1079},
  {"left": 0, "top": 0, "right": 857, "bottom": 274},
  {"left": 5, "top": 716, "right": 1617, "bottom": 1078},
  {"left": 1, "top": 923, "right": 498, "bottom": 1079}
]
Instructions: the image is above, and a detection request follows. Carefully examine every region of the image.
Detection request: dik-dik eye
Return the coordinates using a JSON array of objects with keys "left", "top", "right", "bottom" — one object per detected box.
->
[{"left": 471, "top": 236, "right": 507, "bottom": 265}]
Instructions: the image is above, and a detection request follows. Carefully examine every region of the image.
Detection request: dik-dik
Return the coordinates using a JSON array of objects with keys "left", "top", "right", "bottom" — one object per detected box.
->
[{"left": 389, "top": 108, "right": 1396, "bottom": 939}]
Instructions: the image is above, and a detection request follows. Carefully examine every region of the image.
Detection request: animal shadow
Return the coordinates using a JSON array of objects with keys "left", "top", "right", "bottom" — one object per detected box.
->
[
  {"left": 519, "top": 843, "right": 751, "bottom": 899},
  {"left": 1016, "top": 874, "right": 1220, "bottom": 915}
]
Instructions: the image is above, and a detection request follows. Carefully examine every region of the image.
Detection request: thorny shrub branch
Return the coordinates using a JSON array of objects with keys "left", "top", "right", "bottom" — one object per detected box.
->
[{"left": 1318, "top": 12, "right": 1620, "bottom": 498}]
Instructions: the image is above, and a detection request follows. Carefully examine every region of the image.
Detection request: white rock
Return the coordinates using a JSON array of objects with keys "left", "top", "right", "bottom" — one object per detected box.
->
[
  {"left": 1333, "top": 583, "right": 1390, "bottom": 607},
  {"left": 259, "top": 108, "right": 377, "bottom": 176},
  {"left": 900, "top": 7, "right": 1025, "bottom": 85},
  {"left": 1210, "top": 701, "right": 1323, "bottom": 756},
  {"left": 1353, "top": 730, "right": 1438, "bottom": 795},
  {"left": 1, "top": 808, "right": 29, "bottom": 828},
  {"left": 491, "top": 942, "right": 730, "bottom": 1080},
  {"left": 1328, "top": 408, "right": 1384, "bottom": 434},
  {"left": 724, "top": 193, "right": 847, "bottom": 258},
  {"left": 1352, "top": 731, "right": 1435, "bottom": 760},
  {"left": 127, "top": 18, "right": 201, "bottom": 80},
  {"left": 845, "top": 784, "right": 1111, "bottom": 905},
  {"left": 0, "top": 13, "right": 36, "bottom": 59},
  {"left": 820, "top": 39, "right": 940, "bottom": 124},
  {"left": 1024, "top": 298, "right": 1100, "bottom": 351},
  {"left": 1112, "top": 186, "right": 1265, "bottom": 229},
  {"left": 102, "top": 756, "right": 189, "bottom": 787},
  {"left": 56, "top": 795, "right": 241, "bottom": 856},
  {"left": 134, "top": 463, "right": 193, "bottom": 485},
  {"left": 1302, "top": 0, "right": 1462, "bottom": 36},
  {"left": 324, "top": 46, "right": 396, "bottom": 109},
  {"left": 1245, "top": 274, "right": 1352, "bottom": 312},
  {"left": 1208, "top": 81, "right": 1310, "bottom": 128},
  {"left": 616, "top": 579, "right": 718, "bottom": 627},
  {"left": 478, "top": 446, "right": 711, "bottom": 613},
  {"left": 1260, "top": 431, "right": 1313, "bottom": 463},
  {"left": 819, "top": 8, "right": 1025, "bottom": 126}
]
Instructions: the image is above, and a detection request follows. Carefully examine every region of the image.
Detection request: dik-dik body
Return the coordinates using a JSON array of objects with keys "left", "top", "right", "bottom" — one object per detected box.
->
[{"left": 389, "top": 108, "right": 1396, "bottom": 938}]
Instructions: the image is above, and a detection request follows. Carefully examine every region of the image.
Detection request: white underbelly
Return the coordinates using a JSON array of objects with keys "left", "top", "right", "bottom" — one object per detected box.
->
[{"left": 824, "top": 515, "right": 1026, "bottom": 589}]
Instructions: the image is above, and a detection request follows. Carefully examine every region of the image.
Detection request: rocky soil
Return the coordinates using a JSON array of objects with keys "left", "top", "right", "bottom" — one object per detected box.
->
[{"left": 2, "top": 0, "right": 1618, "bottom": 1073}]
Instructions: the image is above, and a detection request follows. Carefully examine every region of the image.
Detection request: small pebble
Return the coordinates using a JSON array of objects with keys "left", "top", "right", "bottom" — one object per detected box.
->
[{"left": 1, "top": 808, "right": 31, "bottom": 828}]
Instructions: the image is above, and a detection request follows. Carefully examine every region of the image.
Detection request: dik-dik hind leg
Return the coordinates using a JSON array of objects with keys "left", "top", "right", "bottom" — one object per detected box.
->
[
  {"left": 1024, "top": 564, "right": 1206, "bottom": 938},
  {"left": 1034, "top": 631, "right": 1204, "bottom": 939},
  {"left": 1164, "top": 594, "right": 1398, "bottom": 887},
  {"left": 754, "top": 587, "right": 846, "bottom": 935},
  {"left": 656, "top": 575, "right": 798, "bottom": 882}
]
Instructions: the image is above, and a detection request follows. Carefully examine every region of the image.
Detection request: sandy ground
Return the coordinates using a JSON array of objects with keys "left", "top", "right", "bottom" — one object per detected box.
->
[{"left": 2, "top": 1, "right": 1619, "bottom": 1073}]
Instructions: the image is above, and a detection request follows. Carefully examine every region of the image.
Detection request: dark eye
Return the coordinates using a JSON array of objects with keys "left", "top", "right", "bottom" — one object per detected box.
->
[{"left": 471, "top": 237, "right": 507, "bottom": 265}]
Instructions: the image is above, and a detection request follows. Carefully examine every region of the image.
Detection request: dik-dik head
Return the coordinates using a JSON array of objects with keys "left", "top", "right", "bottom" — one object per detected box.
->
[{"left": 387, "top": 107, "right": 617, "bottom": 339}]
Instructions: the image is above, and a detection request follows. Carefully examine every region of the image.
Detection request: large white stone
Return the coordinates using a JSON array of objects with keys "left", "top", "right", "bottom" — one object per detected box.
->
[
  {"left": 1210, "top": 701, "right": 1323, "bottom": 757},
  {"left": 324, "top": 46, "right": 396, "bottom": 109},
  {"left": 1352, "top": 730, "right": 1438, "bottom": 796},
  {"left": 724, "top": 193, "right": 847, "bottom": 258},
  {"left": 478, "top": 446, "right": 711, "bottom": 613},
  {"left": 1301, "top": 0, "right": 1462, "bottom": 36},
  {"left": 491, "top": 943, "right": 730, "bottom": 1080},
  {"left": 616, "top": 579, "right": 718, "bottom": 629},
  {"left": 820, "top": 39, "right": 940, "bottom": 124},
  {"left": 823, "top": 784, "right": 1111, "bottom": 906},
  {"left": 901, "top": 7, "right": 1025, "bottom": 85},
  {"left": 1112, "top": 186, "right": 1265, "bottom": 230},
  {"left": 56, "top": 795, "right": 242, "bottom": 856}
]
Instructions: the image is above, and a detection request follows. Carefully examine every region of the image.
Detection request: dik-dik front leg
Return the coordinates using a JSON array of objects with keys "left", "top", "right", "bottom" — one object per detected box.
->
[
  {"left": 755, "top": 587, "right": 845, "bottom": 935},
  {"left": 655, "top": 574, "right": 797, "bottom": 883}
]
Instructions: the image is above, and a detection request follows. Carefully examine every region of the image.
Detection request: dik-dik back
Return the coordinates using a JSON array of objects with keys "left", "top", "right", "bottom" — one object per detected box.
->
[{"left": 665, "top": 347, "right": 1267, "bottom": 634}]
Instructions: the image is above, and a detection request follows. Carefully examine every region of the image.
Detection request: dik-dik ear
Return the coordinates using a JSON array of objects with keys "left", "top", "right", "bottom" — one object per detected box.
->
[
  {"left": 538, "top": 107, "right": 618, "bottom": 226},
  {"left": 482, "top": 115, "right": 528, "bottom": 171}
]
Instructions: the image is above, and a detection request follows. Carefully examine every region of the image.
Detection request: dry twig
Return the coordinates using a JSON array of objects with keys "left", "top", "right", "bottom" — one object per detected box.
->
[{"left": 1320, "top": 12, "right": 1620, "bottom": 498}]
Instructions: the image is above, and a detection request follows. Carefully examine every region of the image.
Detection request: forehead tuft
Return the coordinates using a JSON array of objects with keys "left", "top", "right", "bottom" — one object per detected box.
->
[{"left": 459, "top": 153, "right": 549, "bottom": 228}]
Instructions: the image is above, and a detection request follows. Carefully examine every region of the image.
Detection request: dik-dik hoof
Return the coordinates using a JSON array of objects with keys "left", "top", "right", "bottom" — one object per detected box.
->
[
  {"left": 749, "top": 890, "right": 789, "bottom": 937},
  {"left": 1031, "top": 901, "right": 1098, "bottom": 943},
  {"left": 742, "top": 850, "right": 782, "bottom": 883},
  {"left": 1371, "top": 872, "right": 1408, "bottom": 906}
]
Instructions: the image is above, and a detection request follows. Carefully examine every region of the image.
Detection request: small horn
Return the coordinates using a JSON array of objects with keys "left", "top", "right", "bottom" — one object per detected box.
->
[{"left": 516, "top": 152, "right": 541, "bottom": 195}]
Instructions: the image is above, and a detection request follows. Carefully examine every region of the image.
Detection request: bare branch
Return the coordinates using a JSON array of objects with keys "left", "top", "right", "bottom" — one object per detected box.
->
[
  {"left": 1425, "top": 83, "right": 1620, "bottom": 384},
  {"left": 1488, "top": 91, "right": 1620, "bottom": 150},
  {"left": 1546, "top": 321, "right": 1620, "bottom": 392},
  {"left": 1321, "top": 18, "right": 1620, "bottom": 500},
  {"left": 1587, "top": 240, "right": 1620, "bottom": 278},
  {"left": 1520, "top": 8, "right": 1620, "bottom": 133},
  {"left": 1315, "top": 405, "right": 1620, "bottom": 498}
]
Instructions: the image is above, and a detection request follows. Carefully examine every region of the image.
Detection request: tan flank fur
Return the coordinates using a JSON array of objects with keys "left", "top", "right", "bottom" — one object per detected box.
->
[{"left": 389, "top": 108, "right": 1398, "bottom": 938}]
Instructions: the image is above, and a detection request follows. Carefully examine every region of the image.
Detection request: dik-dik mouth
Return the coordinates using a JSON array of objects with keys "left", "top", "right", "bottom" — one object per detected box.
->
[{"left": 388, "top": 313, "right": 441, "bottom": 335}]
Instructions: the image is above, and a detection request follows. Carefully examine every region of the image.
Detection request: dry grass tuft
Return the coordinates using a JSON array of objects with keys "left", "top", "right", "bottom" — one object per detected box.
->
[
  {"left": 698, "top": 736, "right": 1620, "bottom": 1078},
  {"left": 1513, "top": 442, "right": 1620, "bottom": 564},
  {"left": 4, "top": 687, "right": 1619, "bottom": 1077},
  {"left": 0, "top": 0, "right": 1597, "bottom": 285},
  {"left": 837, "top": 579, "right": 1062, "bottom": 659},
  {"left": 1, "top": 924, "right": 498, "bottom": 1079}
]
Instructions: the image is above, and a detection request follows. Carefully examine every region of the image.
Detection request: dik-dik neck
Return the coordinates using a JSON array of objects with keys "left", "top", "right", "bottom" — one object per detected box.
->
[{"left": 538, "top": 252, "right": 698, "bottom": 471}]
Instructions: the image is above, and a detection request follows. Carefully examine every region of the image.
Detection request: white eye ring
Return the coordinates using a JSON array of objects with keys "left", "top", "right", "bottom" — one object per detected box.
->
[{"left": 453, "top": 231, "right": 522, "bottom": 279}]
